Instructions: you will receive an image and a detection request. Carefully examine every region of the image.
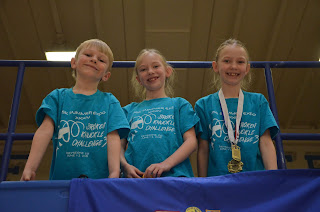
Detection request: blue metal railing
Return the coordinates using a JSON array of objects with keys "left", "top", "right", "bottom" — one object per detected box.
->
[{"left": 0, "top": 60, "right": 320, "bottom": 181}]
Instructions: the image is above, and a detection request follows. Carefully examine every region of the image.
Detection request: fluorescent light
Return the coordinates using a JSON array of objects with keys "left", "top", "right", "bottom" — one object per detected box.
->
[{"left": 45, "top": 51, "right": 76, "bottom": 61}]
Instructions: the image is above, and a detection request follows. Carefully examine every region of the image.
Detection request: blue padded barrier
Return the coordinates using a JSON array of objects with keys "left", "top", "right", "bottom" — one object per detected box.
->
[
  {"left": 0, "top": 60, "right": 320, "bottom": 181},
  {"left": 0, "top": 180, "right": 70, "bottom": 211},
  {"left": 0, "top": 169, "right": 320, "bottom": 212}
]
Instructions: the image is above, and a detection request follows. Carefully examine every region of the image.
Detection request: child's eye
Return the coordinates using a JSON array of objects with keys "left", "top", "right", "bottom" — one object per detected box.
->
[
  {"left": 223, "top": 60, "right": 230, "bottom": 63},
  {"left": 99, "top": 59, "right": 105, "bottom": 63},
  {"left": 85, "top": 54, "right": 91, "bottom": 57},
  {"left": 238, "top": 61, "right": 245, "bottom": 64},
  {"left": 139, "top": 68, "right": 146, "bottom": 72},
  {"left": 154, "top": 65, "right": 159, "bottom": 68}
]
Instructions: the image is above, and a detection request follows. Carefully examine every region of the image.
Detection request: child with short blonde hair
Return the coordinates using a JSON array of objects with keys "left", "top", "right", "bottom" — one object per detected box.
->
[{"left": 21, "top": 39, "right": 129, "bottom": 180}]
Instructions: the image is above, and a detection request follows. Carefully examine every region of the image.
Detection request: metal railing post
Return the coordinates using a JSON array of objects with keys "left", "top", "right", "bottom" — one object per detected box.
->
[
  {"left": 0, "top": 63, "right": 26, "bottom": 181},
  {"left": 264, "top": 64, "right": 286, "bottom": 169}
]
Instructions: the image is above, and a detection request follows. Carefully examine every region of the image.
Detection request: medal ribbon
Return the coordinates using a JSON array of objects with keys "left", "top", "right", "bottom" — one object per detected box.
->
[{"left": 218, "top": 89, "right": 244, "bottom": 145}]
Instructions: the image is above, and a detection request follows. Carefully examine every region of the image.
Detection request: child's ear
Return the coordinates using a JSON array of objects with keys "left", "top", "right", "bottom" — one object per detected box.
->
[
  {"left": 101, "top": 71, "right": 111, "bottom": 82},
  {"left": 212, "top": 61, "right": 219, "bottom": 73},
  {"left": 165, "top": 66, "right": 173, "bottom": 78},
  {"left": 245, "top": 63, "right": 250, "bottom": 75},
  {"left": 71, "top": 58, "right": 77, "bottom": 69},
  {"left": 136, "top": 75, "right": 142, "bottom": 85}
]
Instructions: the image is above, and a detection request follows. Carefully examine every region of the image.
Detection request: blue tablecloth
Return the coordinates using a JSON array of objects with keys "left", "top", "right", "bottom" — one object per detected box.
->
[{"left": 68, "top": 169, "right": 320, "bottom": 212}]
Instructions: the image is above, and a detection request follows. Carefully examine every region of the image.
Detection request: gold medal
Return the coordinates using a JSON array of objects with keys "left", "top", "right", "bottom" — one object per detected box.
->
[
  {"left": 232, "top": 144, "right": 241, "bottom": 161},
  {"left": 228, "top": 159, "right": 244, "bottom": 173},
  {"left": 219, "top": 89, "right": 245, "bottom": 174}
]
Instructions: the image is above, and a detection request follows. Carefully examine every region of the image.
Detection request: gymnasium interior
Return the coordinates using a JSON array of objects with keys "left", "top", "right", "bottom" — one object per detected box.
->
[{"left": 0, "top": 1, "right": 319, "bottom": 211}]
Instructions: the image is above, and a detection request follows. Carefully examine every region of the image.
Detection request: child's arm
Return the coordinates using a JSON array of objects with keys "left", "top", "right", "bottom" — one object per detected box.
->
[
  {"left": 20, "top": 115, "right": 54, "bottom": 181},
  {"left": 107, "top": 130, "right": 121, "bottom": 178},
  {"left": 144, "top": 127, "right": 198, "bottom": 178},
  {"left": 259, "top": 129, "right": 278, "bottom": 170},
  {"left": 197, "top": 137, "right": 209, "bottom": 177},
  {"left": 120, "top": 139, "right": 144, "bottom": 178}
]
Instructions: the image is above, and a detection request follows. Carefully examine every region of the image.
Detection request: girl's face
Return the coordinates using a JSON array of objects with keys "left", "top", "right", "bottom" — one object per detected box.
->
[
  {"left": 136, "top": 52, "right": 172, "bottom": 93},
  {"left": 71, "top": 46, "right": 110, "bottom": 82},
  {"left": 213, "top": 45, "right": 250, "bottom": 88}
]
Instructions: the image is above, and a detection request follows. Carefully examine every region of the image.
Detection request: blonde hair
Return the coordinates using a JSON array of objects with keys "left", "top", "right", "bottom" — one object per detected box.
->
[
  {"left": 132, "top": 49, "right": 175, "bottom": 100},
  {"left": 212, "top": 38, "right": 252, "bottom": 91},
  {"left": 72, "top": 39, "right": 114, "bottom": 79}
]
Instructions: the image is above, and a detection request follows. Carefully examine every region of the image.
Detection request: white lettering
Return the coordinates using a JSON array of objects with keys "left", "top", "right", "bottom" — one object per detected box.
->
[
  {"left": 152, "top": 120, "right": 175, "bottom": 126},
  {"left": 145, "top": 125, "right": 175, "bottom": 132},
  {"left": 72, "top": 139, "right": 103, "bottom": 147}
]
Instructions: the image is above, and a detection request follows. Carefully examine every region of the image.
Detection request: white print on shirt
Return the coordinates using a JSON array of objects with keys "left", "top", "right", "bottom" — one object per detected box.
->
[
  {"left": 209, "top": 110, "right": 259, "bottom": 151},
  {"left": 131, "top": 112, "right": 156, "bottom": 130},
  {"left": 129, "top": 106, "right": 175, "bottom": 142},
  {"left": 66, "top": 152, "right": 89, "bottom": 158},
  {"left": 56, "top": 110, "right": 108, "bottom": 158},
  {"left": 208, "top": 118, "right": 223, "bottom": 151}
]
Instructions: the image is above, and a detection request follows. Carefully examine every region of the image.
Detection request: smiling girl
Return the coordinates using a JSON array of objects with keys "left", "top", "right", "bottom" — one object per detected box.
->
[
  {"left": 195, "top": 39, "right": 279, "bottom": 177},
  {"left": 120, "top": 49, "right": 199, "bottom": 178}
]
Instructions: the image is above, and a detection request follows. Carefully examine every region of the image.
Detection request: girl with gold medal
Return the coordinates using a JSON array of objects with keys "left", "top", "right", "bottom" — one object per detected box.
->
[{"left": 195, "top": 39, "right": 279, "bottom": 176}]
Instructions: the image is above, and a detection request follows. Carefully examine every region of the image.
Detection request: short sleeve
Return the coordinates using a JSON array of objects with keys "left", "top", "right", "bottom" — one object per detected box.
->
[
  {"left": 178, "top": 98, "right": 200, "bottom": 135},
  {"left": 194, "top": 99, "right": 208, "bottom": 140},
  {"left": 122, "top": 104, "right": 130, "bottom": 119},
  {"left": 35, "top": 89, "right": 60, "bottom": 127},
  {"left": 259, "top": 95, "right": 279, "bottom": 139},
  {"left": 107, "top": 95, "right": 130, "bottom": 139}
]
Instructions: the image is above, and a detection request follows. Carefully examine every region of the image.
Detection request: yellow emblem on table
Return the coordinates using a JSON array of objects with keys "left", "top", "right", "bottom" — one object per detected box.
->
[{"left": 186, "top": 206, "right": 202, "bottom": 212}]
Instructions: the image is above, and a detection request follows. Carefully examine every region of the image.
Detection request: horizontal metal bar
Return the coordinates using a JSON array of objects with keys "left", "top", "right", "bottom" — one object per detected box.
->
[
  {"left": 0, "top": 133, "right": 34, "bottom": 140},
  {"left": 250, "top": 61, "right": 320, "bottom": 68},
  {"left": 0, "top": 133, "right": 7, "bottom": 140},
  {"left": 0, "top": 154, "right": 28, "bottom": 160},
  {"left": 305, "top": 155, "right": 320, "bottom": 159},
  {"left": 0, "top": 60, "right": 71, "bottom": 67},
  {"left": 280, "top": 133, "right": 320, "bottom": 140},
  {"left": 0, "top": 60, "right": 319, "bottom": 68}
]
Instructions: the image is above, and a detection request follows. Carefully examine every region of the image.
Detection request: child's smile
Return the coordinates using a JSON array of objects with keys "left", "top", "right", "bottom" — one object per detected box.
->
[
  {"left": 147, "top": 76, "right": 159, "bottom": 82},
  {"left": 84, "top": 63, "right": 98, "bottom": 71},
  {"left": 227, "top": 72, "right": 239, "bottom": 76}
]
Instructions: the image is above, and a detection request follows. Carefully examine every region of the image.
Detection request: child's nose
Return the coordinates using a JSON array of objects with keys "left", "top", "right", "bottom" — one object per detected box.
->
[
  {"left": 231, "top": 62, "right": 237, "bottom": 68},
  {"left": 148, "top": 67, "right": 155, "bottom": 74},
  {"left": 91, "top": 56, "right": 98, "bottom": 63}
]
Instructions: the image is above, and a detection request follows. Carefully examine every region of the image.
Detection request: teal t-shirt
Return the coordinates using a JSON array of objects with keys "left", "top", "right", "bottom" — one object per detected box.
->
[
  {"left": 195, "top": 91, "right": 279, "bottom": 176},
  {"left": 123, "top": 97, "right": 199, "bottom": 177},
  {"left": 36, "top": 88, "right": 130, "bottom": 180}
]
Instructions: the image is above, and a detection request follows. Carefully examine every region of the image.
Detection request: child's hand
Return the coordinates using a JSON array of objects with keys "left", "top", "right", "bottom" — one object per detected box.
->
[
  {"left": 20, "top": 169, "right": 36, "bottom": 181},
  {"left": 144, "top": 162, "right": 171, "bottom": 178},
  {"left": 123, "top": 164, "right": 144, "bottom": 178}
]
